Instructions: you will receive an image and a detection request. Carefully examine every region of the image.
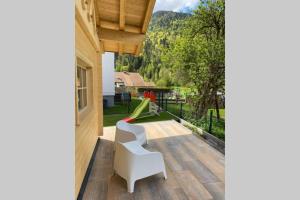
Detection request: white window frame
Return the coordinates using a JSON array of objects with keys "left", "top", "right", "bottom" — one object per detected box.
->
[{"left": 75, "top": 57, "right": 93, "bottom": 126}]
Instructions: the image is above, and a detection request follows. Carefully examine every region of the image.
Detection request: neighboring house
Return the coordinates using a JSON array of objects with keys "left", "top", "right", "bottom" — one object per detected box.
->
[
  {"left": 115, "top": 72, "right": 155, "bottom": 95},
  {"left": 102, "top": 52, "right": 115, "bottom": 107},
  {"left": 75, "top": 0, "right": 155, "bottom": 198},
  {"left": 115, "top": 77, "right": 125, "bottom": 88}
]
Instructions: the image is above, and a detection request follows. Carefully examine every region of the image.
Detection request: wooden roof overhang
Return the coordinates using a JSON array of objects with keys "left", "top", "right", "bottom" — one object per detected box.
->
[{"left": 95, "top": 0, "right": 156, "bottom": 56}]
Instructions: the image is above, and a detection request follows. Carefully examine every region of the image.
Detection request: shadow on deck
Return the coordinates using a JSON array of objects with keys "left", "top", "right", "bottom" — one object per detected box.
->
[{"left": 82, "top": 120, "right": 225, "bottom": 200}]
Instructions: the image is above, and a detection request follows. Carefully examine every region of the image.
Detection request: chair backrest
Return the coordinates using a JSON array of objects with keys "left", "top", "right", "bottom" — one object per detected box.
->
[
  {"left": 116, "top": 120, "right": 131, "bottom": 132},
  {"left": 115, "top": 120, "right": 137, "bottom": 144}
]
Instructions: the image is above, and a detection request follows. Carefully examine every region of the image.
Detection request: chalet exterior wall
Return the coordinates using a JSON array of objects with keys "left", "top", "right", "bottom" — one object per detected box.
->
[
  {"left": 75, "top": 1, "right": 102, "bottom": 197},
  {"left": 75, "top": 0, "right": 155, "bottom": 198}
]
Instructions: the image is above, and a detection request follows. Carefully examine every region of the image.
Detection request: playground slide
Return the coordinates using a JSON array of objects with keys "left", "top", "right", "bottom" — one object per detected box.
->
[{"left": 123, "top": 98, "right": 150, "bottom": 123}]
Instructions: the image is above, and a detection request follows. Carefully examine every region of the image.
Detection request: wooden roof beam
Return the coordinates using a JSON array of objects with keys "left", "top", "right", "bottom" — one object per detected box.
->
[
  {"left": 100, "top": 20, "right": 141, "bottom": 33},
  {"left": 134, "top": 0, "right": 155, "bottom": 55},
  {"left": 135, "top": 44, "right": 142, "bottom": 56},
  {"left": 99, "top": 28, "right": 145, "bottom": 45},
  {"left": 118, "top": 43, "right": 124, "bottom": 55},
  {"left": 141, "top": 0, "right": 156, "bottom": 33},
  {"left": 94, "top": 0, "right": 100, "bottom": 26},
  {"left": 100, "top": 41, "right": 104, "bottom": 53},
  {"left": 119, "top": 0, "right": 125, "bottom": 30}
]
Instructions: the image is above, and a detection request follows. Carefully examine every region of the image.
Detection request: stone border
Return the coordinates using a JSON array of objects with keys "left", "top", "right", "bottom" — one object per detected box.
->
[{"left": 167, "top": 111, "right": 225, "bottom": 154}]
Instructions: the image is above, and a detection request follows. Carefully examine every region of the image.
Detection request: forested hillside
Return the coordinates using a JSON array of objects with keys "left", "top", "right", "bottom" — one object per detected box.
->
[
  {"left": 148, "top": 11, "right": 190, "bottom": 31},
  {"left": 115, "top": 11, "right": 189, "bottom": 86}
]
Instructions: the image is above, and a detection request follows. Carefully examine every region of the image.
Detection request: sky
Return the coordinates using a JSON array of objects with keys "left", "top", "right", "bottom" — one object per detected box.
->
[{"left": 153, "top": 0, "right": 199, "bottom": 13}]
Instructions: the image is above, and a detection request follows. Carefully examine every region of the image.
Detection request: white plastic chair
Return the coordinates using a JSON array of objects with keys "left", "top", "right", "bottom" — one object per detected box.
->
[
  {"left": 114, "top": 141, "right": 167, "bottom": 193},
  {"left": 115, "top": 120, "right": 147, "bottom": 146}
]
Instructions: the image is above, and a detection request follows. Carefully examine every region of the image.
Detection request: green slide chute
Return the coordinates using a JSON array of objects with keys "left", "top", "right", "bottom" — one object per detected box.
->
[{"left": 129, "top": 98, "right": 150, "bottom": 119}]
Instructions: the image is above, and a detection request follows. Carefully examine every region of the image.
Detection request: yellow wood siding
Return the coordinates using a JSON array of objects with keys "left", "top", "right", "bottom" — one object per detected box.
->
[
  {"left": 75, "top": 12, "right": 103, "bottom": 198},
  {"left": 75, "top": 0, "right": 155, "bottom": 197}
]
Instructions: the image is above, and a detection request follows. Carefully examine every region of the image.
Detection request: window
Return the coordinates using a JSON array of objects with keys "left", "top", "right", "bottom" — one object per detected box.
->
[
  {"left": 77, "top": 66, "right": 88, "bottom": 111},
  {"left": 76, "top": 57, "right": 93, "bottom": 125}
]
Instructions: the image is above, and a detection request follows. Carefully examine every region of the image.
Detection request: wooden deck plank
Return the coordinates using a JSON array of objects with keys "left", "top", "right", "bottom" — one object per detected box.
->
[
  {"left": 203, "top": 182, "right": 225, "bottom": 200},
  {"left": 174, "top": 170, "right": 213, "bottom": 200},
  {"left": 82, "top": 120, "right": 225, "bottom": 200}
]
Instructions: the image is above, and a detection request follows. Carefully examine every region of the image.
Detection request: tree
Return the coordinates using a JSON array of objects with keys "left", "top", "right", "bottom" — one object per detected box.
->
[
  {"left": 163, "top": 0, "right": 225, "bottom": 119},
  {"left": 190, "top": 0, "right": 225, "bottom": 119}
]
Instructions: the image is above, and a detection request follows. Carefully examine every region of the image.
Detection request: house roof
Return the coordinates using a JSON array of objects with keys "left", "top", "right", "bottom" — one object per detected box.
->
[{"left": 115, "top": 72, "right": 155, "bottom": 87}]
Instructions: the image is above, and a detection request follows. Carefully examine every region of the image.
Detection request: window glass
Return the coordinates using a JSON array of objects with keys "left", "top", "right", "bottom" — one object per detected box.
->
[
  {"left": 82, "top": 69, "right": 86, "bottom": 87},
  {"left": 77, "top": 66, "right": 87, "bottom": 111},
  {"left": 78, "top": 90, "right": 83, "bottom": 110}
]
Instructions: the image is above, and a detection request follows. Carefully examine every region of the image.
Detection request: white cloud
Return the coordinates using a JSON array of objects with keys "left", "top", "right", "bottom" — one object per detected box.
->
[{"left": 153, "top": 0, "right": 199, "bottom": 12}]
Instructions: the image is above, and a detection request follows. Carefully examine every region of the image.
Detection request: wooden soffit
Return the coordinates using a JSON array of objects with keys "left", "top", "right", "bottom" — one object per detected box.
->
[{"left": 95, "top": 0, "right": 156, "bottom": 55}]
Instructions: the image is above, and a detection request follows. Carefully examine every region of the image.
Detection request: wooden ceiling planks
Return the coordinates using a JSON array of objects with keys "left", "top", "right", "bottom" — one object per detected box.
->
[
  {"left": 96, "top": 0, "right": 155, "bottom": 55},
  {"left": 97, "top": 0, "right": 119, "bottom": 22},
  {"left": 124, "top": 0, "right": 147, "bottom": 26}
]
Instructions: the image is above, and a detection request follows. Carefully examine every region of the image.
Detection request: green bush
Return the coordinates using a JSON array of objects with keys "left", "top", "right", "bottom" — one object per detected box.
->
[{"left": 183, "top": 112, "right": 225, "bottom": 141}]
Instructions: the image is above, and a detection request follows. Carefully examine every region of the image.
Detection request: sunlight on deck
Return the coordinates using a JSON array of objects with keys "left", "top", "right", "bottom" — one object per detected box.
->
[
  {"left": 83, "top": 120, "right": 225, "bottom": 200},
  {"left": 102, "top": 120, "right": 194, "bottom": 141}
]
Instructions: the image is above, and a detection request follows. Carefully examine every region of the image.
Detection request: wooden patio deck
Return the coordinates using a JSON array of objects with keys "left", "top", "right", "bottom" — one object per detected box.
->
[{"left": 82, "top": 120, "right": 225, "bottom": 200}]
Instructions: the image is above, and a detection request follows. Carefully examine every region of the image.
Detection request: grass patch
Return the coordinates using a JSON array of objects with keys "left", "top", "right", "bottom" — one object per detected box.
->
[
  {"left": 103, "top": 114, "right": 128, "bottom": 127},
  {"left": 103, "top": 112, "right": 177, "bottom": 127},
  {"left": 167, "top": 103, "right": 191, "bottom": 117},
  {"left": 104, "top": 98, "right": 147, "bottom": 115},
  {"left": 208, "top": 108, "right": 225, "bottom": 119},
  {"left": 167, "top": 103, "right": 225, "bottom": 120},
  {"left": 103, "top": 98, "right": 177, "bottom": 127}
]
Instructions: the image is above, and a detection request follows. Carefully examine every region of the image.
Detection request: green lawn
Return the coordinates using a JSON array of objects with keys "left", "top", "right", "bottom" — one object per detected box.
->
[
  {"left": 104, "top": 98, "right": 147, "bottom": 115},
  {"left": 103, "top": 98, "right": 176, "bottom": 127},
  {"left": 166, "top": 103, "right": 191, "bottom": 117},
  {"left": 167, "top": 103, "right": 225, "bottom": 120},
  {"left": 103, "top": 112, "right": 177, "bottom": 127},
  {"left": 208, "top": 108, "right": 225, "bottom": 119}
]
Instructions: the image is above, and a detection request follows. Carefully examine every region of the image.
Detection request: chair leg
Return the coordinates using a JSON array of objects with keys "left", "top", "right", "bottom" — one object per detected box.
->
[
  {"left": 127, "top": 179, "right": 135, "bottom": 193},
  {"left": 163, "top": 169, "right": 167, "bottom": 179}
]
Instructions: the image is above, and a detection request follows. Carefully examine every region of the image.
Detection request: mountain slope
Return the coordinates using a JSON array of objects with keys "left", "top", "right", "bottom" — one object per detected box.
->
[{"left": 148, "top": 11, "right": 190, "bottom": 31}]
